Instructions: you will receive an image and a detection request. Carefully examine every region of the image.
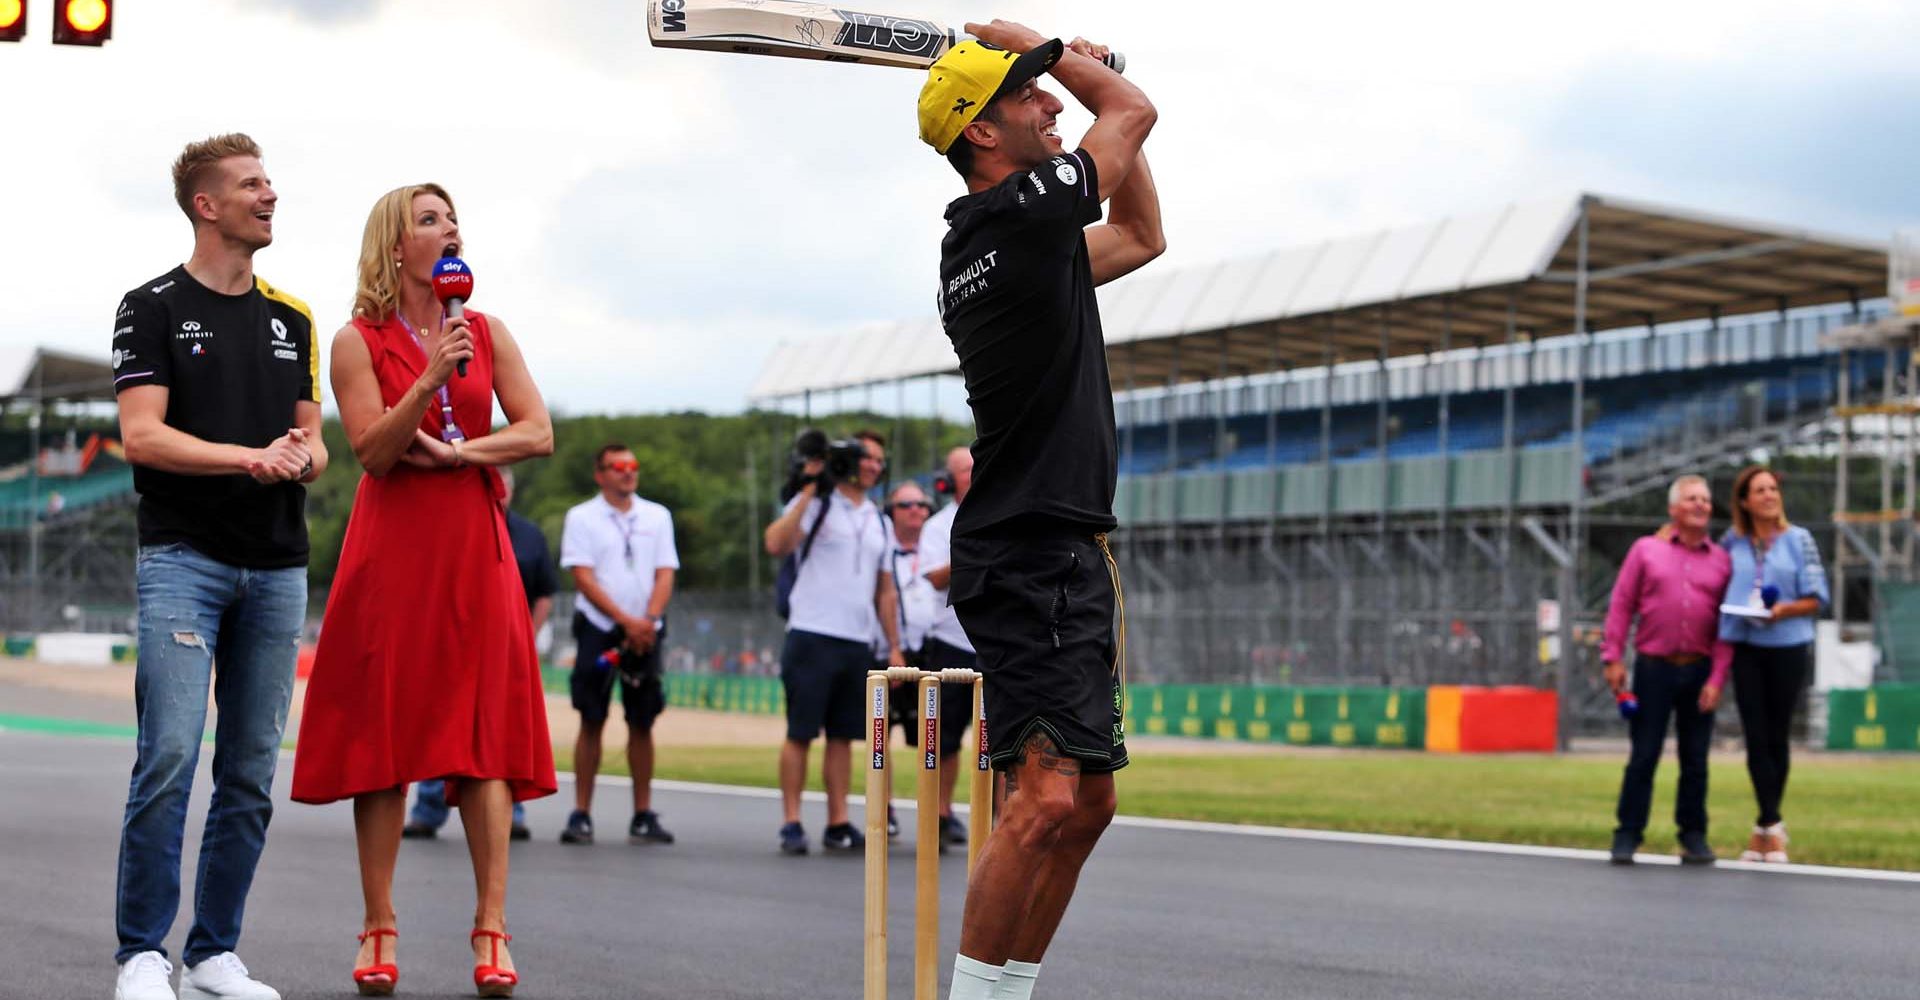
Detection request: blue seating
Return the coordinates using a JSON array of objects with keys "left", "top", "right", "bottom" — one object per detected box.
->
[{"left": 1117, "top": 353, "right": 1889, "bottom": 474}]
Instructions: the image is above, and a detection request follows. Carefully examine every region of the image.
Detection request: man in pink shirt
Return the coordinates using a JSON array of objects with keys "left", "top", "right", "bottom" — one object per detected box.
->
[{"left": 1601, "top": 474, "right": 1732, "bottom": 865}]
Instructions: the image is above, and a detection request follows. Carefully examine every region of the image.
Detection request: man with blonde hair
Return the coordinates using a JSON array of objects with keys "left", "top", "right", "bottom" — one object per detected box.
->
[
  {"left": 1601, "top": 473, "right": 1732, "bottom": 866},
  {"left": 111, "top": 133, "right": 323, "bottom": 1000}
]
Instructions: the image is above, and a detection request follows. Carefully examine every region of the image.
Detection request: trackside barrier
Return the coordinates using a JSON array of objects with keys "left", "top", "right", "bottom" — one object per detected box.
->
[
  {"left": 660, "top": 673, "right": 787, "bottom": 715},
  {"left": 1826, "top": 685, "right": 1920, "bottom": 751},
  {"left": 1426, "top": 685, "right": 1558, "bottom": 752},
  {"left": 1129, "top": 684, "right": 1426, "bottom": 748}
]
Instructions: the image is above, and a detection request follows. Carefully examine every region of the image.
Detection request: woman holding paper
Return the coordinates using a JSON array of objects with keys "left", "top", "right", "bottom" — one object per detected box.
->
[{"left": 1715, "top": 465, "right": 1828, "bottom": 864}]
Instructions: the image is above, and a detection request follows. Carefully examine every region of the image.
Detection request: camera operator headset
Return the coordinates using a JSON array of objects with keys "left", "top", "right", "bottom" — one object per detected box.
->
[{"left": 762, "top": 428, "right": 904, "bottom": 853}]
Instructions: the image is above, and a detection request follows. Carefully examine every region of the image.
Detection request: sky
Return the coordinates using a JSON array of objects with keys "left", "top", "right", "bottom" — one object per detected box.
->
[{"left": 3, "top": 0, "right": 1918, "bottom": 416}]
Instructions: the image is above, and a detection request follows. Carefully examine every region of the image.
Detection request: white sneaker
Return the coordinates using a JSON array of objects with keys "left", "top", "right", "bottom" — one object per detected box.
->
[
  {"left": 179, "top": 953, "right": 280, "bottom": 1000},
  {"left": 115, "top": 951, "right": 176, "bottom": 1000}
]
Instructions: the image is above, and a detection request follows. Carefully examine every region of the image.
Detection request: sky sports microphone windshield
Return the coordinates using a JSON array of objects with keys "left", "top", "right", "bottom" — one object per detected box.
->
[{"left": 431, "top": 252, "right": 474, "bottom": 376}]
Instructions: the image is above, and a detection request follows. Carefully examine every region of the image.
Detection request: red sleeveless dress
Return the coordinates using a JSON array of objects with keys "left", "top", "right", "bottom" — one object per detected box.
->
[{"left": 291, "top": 312, "right": 557, "bottom": 805}]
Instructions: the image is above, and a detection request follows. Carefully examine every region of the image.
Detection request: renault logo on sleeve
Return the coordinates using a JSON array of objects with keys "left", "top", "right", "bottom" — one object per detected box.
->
[{"left": 271, "top": 318, "right": 288, "bottom": 340}]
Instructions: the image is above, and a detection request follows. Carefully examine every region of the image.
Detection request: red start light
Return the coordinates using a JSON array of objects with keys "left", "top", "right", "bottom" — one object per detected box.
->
[
  {"left": 0, "top": 0, "right": 25, "bottom": 42},
  {"left": 52, "top": 0, "right": 110, "bottom": 45},
  {"left": 64, "top": 0, "right": 103, "bottom": 31}
]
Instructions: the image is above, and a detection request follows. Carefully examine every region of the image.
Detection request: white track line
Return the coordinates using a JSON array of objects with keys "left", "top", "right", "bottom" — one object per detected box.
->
[
  {"left": 21, "top": 737, "right": 1902, "bottom": 887},
  {"left": 619, "top": 775, "right": 1920, "bottom": 885}
]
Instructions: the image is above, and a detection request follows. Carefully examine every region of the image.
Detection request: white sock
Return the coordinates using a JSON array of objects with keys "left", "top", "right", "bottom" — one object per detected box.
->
[
  {"left": 990, "top": 960, "right": 1040, "bottom": 999},
  {"left": 949, "top": 955, "right": 1002, "bottom": 1000}
]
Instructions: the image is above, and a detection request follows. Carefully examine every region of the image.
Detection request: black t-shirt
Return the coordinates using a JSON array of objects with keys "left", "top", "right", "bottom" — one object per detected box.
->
[
  {"left": 112, "top": 265, "right": 319, "bottom": 568},
  {"left": 938, "top": 148, "right": 1114, "bottom": 538},
  {"left": 506, "top": 509, "right": 558, "bottom": 611}
]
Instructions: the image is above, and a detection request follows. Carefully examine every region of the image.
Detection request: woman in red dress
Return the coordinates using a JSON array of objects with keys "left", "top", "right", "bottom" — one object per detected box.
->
[{"left": 292, "top": 183, "right": 555, "bottom": 998}]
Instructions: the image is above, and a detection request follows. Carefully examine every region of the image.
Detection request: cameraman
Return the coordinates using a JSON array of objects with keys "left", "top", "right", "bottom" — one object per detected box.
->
[
  {"left": 763, "top": 429, "right": 902, "bottom": 855},
  {"left": 875, "top": 481, "right": 969, "bottom": 845}
]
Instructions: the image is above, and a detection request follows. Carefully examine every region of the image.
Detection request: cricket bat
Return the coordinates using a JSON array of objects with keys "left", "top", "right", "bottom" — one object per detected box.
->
[{"left": 646, "top": 0, "right": 1124, "bottom": 73}]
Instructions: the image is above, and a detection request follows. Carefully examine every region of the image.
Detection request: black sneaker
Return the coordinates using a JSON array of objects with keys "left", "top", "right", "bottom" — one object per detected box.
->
[
  {"left": 400, "top": 821, "right": 438, "bottom": 840},
  {"left": 509, "top": 823, "right": 531, "bottom": 842},
  {"left": 1609, "top": 831, "right": 1639, "bottom": 865},
  {"left": 1677, "top": 831, "right": 1717, "bottom": 865},
  {"left": 560, "top": 810, "right": 594, "bottom": 845},
  {"left": 887, "top": 807, "right": 900, "bottom": 839},
  {"left": 823, "top": 822, "right": 866, "bottom": 852},
  {"left": 940, "top": 815, "right": 968, "bottom": 845},
  {"left": 629, "top": 810, "right": 675, "bottom": 844},
  {"left": 779, "top": 821, "right": 808, "bottom": 856}
]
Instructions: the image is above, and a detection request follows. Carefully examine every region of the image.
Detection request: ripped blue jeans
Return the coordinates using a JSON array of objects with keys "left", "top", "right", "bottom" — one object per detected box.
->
[{"left": 115, "top": 542, "right": 304, "bottom": 965}]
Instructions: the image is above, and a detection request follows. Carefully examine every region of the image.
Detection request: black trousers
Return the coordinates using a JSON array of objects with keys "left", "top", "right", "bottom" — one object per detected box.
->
[
  {"left": 1731, "top": 642, "right": 1810, "bottom": 827},
  {"left": 1615, "top": 656, "right": 1714, "bottom": 840}
]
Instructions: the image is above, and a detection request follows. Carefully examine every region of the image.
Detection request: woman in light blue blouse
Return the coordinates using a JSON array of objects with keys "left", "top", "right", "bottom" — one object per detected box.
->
[{"left": 1717, "top": 465, "right": 1828, "bottom": 864}]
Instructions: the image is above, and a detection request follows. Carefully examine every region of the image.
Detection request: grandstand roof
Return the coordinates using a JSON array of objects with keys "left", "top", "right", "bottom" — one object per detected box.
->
[
  {"left": 747, "top": 192, "right": 1888, "bottom": 401},
  {"left": 0, "top": 346, "right": 115, "bottom": 405}
]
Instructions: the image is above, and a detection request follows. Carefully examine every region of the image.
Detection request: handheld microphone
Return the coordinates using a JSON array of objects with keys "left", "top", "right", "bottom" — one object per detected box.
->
[
  {"left": 431, "top": 251, "right": 475, "bottom": 377},
  {"left": 1615, "top": 690, "right": 1639, "bottom": 720}
]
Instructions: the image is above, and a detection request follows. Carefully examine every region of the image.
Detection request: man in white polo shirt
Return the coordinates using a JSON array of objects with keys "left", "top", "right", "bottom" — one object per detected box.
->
[
  {"left": 877, "top": 479, "right": 973, "bottom": 846},
  {"left": 558, "top": 443, "right": 680, "bottom": 847},
  {"left": 920, "top": 446, "right": 980, "bottom": 846},
  {"left": 763, "top": 429, "right": 903, "bottom": 855}
]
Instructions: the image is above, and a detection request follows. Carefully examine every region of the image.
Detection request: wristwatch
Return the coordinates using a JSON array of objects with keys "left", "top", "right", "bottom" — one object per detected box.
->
[{"left": 298, "top": 456, "right": 314, "bottom": 480}]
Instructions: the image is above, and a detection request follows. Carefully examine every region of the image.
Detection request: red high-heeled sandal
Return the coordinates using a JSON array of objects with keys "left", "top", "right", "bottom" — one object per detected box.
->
[
  {"left": 353, "top": 928, "right": 398, "bottom": 996},
  {"left": 470, "top": 929, "right": 517, "bottom": 998}
]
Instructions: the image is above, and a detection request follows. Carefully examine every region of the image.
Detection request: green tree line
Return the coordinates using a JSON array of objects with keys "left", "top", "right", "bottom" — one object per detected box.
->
[{"left": 304, "top": 410, "right": 975, "bottom": 600}]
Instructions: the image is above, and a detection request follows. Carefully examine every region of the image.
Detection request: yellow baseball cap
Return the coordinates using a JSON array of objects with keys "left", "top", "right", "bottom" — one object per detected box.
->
[{"left": 918, "top": 38, "right": 1064, "bottom": 154}]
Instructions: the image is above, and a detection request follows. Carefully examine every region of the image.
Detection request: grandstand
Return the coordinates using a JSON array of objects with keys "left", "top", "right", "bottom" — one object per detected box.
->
[
  {"left": 750, "top": 193, "right": 1906, "bottom": 734},
  {"left": 0, "top": 346, "right": 136, "bottom": 634}
]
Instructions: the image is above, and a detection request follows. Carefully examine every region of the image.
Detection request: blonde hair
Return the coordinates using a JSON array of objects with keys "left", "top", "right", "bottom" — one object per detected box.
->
[
  {"left": 171, "top": 133, "right": 263, "bottom": 222},
  {"left": 350, "top": 183, "right": 457, "bottom": 321},
  {"left": 1730, "top": 464, "right": 1788, "bottom": 538}
]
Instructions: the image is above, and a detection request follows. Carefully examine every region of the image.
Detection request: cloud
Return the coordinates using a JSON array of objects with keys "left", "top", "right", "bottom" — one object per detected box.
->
[
  {"left": 6, "top": 0, "right": 1920, "bottom": 418},
  {"left": 253, "top": 0, "right": 383, "bottom": 25}
]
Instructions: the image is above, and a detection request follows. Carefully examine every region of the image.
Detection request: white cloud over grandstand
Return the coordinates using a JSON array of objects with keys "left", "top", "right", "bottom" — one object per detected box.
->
[{"left": 3, "top": 0, "right": 1918, "bottom": 414}]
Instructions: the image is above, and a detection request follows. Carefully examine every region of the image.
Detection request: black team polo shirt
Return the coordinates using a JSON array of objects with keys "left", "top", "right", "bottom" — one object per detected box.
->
[
  {"left": 112, "top": 264, "right": 319, "bottom": 569},
  {"left": 937, "top": 147, "right": 1115, "bottom": 541}
]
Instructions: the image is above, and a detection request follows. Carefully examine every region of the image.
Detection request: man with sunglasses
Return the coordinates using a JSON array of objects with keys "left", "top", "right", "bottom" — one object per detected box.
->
[
  {"left": 874, "top": 482, "right": 971, "bottom": 844},
  {"left": 558, "top": 443, "right": 680, "bottom": 846}
]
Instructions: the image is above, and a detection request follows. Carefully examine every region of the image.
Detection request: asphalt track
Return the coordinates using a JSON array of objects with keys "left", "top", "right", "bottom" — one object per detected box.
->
[{"left": 3, "top": 728, "right": 1915, "bottom": 1000}]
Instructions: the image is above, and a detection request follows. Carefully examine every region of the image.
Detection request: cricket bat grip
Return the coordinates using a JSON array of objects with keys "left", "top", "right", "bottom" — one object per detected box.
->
[{"left": 957, "top": 34, "right": 1125, "bottom": 74}]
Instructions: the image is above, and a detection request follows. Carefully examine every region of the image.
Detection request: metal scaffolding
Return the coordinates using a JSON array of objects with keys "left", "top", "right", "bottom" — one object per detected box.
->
[
  {"left": 0, "top": 348, "right": 127, "bottom": 634},
  {"left": 746, "top": 193, "right": 1893, "bottom": 735},
  {"left": 1824, "top": 314, "right": 1919, "bottom": 678}
]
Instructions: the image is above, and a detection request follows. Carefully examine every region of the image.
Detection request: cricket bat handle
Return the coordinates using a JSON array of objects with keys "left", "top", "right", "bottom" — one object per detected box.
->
[{"left": 958, "top": 34, "right": 1124, "bottom": 74}]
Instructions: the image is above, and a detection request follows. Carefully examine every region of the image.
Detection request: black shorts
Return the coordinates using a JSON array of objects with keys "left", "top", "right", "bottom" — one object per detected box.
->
[
  {"left": 884, "top": 642, "right": 974, "bottom": 757},
  {"left": 780, "top": 629, "right": 869, "bottom": 742},
  {"left": 951, "top": 527, "right": 1128, "bottom": 773},
  {"left": 570, "top": 613, "right": 665, "bottom": 732}
]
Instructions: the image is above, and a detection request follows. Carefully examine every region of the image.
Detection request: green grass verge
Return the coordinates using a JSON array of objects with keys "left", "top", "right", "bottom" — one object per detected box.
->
[{"left": 563, "top": 746, "right": 1920, "bottom": 872}]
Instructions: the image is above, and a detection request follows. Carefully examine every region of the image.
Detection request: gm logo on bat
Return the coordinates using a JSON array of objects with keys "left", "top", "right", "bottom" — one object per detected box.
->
[
  {"left": 659, "top": 0, "right": 686, "bottom": 31},
  {"left": 833, "top": 10, "right": 945, "bottom": 57}
]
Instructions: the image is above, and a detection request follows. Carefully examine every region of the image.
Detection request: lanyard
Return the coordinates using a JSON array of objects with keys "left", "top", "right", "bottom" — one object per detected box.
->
[
  {"left": 610, "top": 506, "right": 639, "bottom": 570},
  {"left": 395, "top": 311, "right": 466, "bottom": 443}
]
